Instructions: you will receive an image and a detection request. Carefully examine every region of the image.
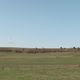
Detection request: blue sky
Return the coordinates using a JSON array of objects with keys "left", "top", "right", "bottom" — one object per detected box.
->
[{"left": 0, "top": 0, "right": 80, "bottom": 48}]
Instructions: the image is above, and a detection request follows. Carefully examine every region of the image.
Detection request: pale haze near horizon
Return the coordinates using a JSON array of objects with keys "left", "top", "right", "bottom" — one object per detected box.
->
[{"left": 0, "top": 0, "right": 80, "bottom": 48}]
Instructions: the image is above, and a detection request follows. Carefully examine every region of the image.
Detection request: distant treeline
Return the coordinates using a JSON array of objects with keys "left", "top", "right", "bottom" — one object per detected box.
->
[{"left": 0, "top": 47, "right": 80, "bottom": 53}]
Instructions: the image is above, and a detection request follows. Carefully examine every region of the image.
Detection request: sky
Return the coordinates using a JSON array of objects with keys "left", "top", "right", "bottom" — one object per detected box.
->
[{"left": 0, "top": 0, "right": 80, "bottom": 48}]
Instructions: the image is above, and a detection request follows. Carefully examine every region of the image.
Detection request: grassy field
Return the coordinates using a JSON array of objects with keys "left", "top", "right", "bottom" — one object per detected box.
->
[{"left": 0, "top": 52, "right": 80, "bottom": 80}]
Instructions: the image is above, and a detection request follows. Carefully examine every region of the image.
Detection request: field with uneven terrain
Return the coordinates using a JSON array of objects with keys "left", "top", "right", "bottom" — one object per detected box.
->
[{"left": 0, "top": 52, "right": 80, "bottom": 80}]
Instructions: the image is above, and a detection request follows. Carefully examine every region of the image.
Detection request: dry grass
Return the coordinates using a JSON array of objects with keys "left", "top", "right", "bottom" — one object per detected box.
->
[{"left": 0, "top": 52, "right": 80, "bottom": 80}]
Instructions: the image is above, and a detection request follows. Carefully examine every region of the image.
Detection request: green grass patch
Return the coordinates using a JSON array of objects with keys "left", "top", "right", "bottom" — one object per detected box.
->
[{"left": 0, "top": 52, "right": 80, "bottom": 80}]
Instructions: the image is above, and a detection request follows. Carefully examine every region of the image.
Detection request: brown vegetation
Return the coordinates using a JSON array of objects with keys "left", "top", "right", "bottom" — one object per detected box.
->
[{"left": 0, "top": 47, "right": 80, "bottom": 53}]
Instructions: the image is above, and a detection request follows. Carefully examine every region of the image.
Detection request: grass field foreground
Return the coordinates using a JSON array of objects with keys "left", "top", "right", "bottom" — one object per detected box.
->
[{"left": 0, "top": 52, "right": 80, "bottom": 80}]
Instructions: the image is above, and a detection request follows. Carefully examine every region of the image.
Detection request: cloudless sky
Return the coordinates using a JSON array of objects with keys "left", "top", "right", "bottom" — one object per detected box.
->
[{"left": 0, "top": 0, "right": 80, "bottom": 48}]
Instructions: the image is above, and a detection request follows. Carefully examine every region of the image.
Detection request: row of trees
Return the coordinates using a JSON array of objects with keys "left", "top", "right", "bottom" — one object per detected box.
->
[{"left": 0, "top": 47, "right": 80, "bottom": 53}]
